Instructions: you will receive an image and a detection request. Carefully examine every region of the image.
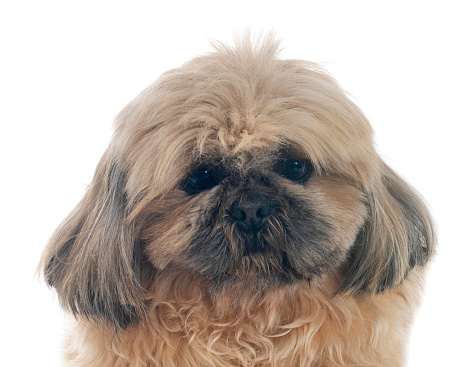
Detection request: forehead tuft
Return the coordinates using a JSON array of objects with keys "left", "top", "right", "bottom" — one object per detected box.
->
[{"left": 114, "top": 34, "right": 378, "bottom": 201}]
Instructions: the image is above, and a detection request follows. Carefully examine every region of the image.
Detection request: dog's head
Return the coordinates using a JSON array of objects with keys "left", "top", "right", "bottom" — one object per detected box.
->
[{"left": 41, "top": 35, "right": 435, "bottom": 328}]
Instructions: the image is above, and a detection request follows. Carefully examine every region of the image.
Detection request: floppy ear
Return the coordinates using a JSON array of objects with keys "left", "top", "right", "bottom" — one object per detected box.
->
[
  {"left": 339, "top": 161, "right": 436, "bottom": 294},
  {"left": 40, "top": 152, "right": 145, "bottom": 328}
]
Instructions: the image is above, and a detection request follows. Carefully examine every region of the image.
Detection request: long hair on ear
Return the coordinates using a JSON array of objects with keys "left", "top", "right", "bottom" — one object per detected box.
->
[
  {"left": 339, "top": 160, "right": 436, "bottom": 294},
  {"left": 39, "top": 150, "right": 145, "bottom": 329}
]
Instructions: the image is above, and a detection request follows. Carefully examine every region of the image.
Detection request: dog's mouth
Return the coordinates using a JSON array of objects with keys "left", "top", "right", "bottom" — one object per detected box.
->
[
  {"left": 187, "top": 223, "right": 314, "bottom": 286},
  {"left": 238, "top": 227, "right": 280, "bottom": 255}
]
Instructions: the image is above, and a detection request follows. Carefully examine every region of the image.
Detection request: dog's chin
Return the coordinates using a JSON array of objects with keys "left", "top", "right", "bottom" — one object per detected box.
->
[
  {"left": 184, "top": 214, "right": 338, "bottom": 294},
  {"left": 208, "top": 268, "right": 300, "bottom": 297},
  {"left": 189, "top": 239, "right": 320, "bottom": 294},
  {"left": 224, "top": 252, "right": 308, "bottom": 282}
]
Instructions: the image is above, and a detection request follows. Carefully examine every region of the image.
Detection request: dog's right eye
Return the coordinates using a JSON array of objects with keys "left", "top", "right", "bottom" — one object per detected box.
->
[
  {"left": 183, "top": 166, "right": 221, "bottom": 194},
  {"left": 275, "top": 158, "right": 313, "bottom": 183}
]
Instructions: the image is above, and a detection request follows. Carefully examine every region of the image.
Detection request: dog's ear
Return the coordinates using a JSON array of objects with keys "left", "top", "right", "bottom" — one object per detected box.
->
[
  {"left": 339, "top": 161, "right": 436, "bottom": 294},
  {"left": 40, "top": 152, "right": 145, "bottom": 328}
]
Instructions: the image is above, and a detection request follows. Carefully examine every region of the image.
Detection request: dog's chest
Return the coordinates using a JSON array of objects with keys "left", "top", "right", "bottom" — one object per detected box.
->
[{"left": 66, "top": 283, "right": 414, "bottom": 367}]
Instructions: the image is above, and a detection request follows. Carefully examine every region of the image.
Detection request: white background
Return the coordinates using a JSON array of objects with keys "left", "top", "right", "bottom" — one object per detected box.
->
[{"left": 1, "top": 1, "right": 467, "bottom": 366}]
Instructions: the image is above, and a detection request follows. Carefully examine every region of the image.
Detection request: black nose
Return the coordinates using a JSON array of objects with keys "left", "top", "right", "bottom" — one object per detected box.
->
[{"left": 229, "top": 191, "right": 273, "bottom": 232}]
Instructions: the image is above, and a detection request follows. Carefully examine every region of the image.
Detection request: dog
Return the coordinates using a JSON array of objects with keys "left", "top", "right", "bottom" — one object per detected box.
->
[{"left": 40, "top": 34, "right": 435, "bottom": 366}]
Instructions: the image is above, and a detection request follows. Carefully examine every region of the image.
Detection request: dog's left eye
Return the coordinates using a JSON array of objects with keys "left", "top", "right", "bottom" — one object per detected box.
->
[
  {"left": 184, "top": 166, "right": 221, "bottom": 194},
  {"left": 275, "top": 159, "right": 313, "bottom": 183}
]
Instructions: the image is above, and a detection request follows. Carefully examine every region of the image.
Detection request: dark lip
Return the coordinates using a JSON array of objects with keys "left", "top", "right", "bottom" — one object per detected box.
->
[{"left": 236, "top": 218, "right": 268, "bottom": 233}]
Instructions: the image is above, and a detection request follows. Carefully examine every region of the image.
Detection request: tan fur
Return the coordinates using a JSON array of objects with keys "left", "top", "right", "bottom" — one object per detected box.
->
[
  {"left": 65, "top": 269, "right": 425, "bottom": 367},
  {"left": 40, "top": 33, "right": 435, "bottom": 366}
]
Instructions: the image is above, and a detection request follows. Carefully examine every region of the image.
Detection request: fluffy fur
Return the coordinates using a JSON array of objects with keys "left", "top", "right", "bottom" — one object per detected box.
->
[{"left": 40, "top": 34, "right": 435, "bottom": 366}]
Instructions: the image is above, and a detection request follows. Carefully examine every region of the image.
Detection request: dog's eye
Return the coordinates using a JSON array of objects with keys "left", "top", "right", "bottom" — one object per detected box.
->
[
  {"left": 275, "top": 159, "right": 313, "bottom": 183},
  {"left": 184, "top": 166, "right": 221, "bottom": 194}
]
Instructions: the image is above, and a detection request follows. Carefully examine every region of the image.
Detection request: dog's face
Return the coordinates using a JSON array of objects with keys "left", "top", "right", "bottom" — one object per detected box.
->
[
  {"left": 41, "top": 36, "right": 435, "bottom": 328},
  {"left": 142, "top": 146, "right": 367, "bottom": 291}
]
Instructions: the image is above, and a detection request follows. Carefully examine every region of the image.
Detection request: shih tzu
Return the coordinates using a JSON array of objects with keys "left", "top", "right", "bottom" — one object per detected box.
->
[{"left": 40, "top": 34, "right": 435, "bottom": 366}]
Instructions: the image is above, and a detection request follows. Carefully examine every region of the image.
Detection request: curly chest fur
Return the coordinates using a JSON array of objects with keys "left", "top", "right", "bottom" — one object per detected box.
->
[{"left": 65, "top": 271, "right": 422, "bottom": 367}]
